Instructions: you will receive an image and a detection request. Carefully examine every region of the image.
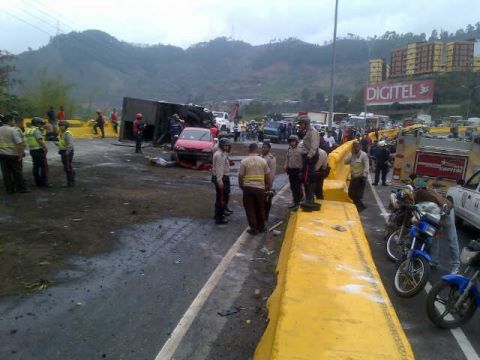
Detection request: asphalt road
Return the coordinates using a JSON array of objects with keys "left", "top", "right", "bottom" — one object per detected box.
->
[
  {"left": 362, "top": 176, "right": 480, "bottom": 360},
  {"left": 0, "top": 139, "right": 290, "bottom": 360}
]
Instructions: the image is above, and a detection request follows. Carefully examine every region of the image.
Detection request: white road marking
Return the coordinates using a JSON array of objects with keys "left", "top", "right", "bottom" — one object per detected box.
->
[
  {"left": 368, "top": 179, "right": 480, "bottom": 360},
  {"left": 154, "top": 184, "right": 290, "bottom": 360}
]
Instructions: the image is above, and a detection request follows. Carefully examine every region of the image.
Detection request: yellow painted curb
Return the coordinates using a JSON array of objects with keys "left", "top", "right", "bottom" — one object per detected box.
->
[{"left": 254, "top": 201, "right": 415, "bottom": 360}]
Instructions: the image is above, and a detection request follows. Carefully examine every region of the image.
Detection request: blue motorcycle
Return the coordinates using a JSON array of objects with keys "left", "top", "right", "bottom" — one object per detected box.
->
[
  {"left": 426, "top": 240, "right": 480, "bottom": 329},
  {"left": 393, "top": 201, "right": 443, "bottom": 298}
]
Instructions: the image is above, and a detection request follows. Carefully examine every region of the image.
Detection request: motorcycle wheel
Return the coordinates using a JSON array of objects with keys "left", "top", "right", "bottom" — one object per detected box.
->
[
  {"left": 393, "top": 255, "right": 430, "bottom": 298},
  {"left": 385, "top": 229, "right": 405, "bottom": 262},
  {"left": 426, "top": 280, "right": 477, "bottom": 329}
]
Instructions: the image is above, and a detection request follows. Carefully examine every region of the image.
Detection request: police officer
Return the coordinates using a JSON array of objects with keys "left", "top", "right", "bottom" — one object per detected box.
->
[
  {"left": 372, "top": 140, "right": 390, "bottom": 186},
  {"left": 238, "top": 143, "right": 271, "bottom": 235},
  {"left": 284, "top": 135, "right": 303, "bottom": 209},
  {"left": 133, "top": 113, "right": 145, "bottom": 153},
  {"left": 298, "top": 117, "right": 320, "bottom": 205},
  {"left": 57, "top": 120, "right": 75, "bottom": 187},
  {"left": 26, "top": 117, "right": 50, "bottom": 187},
  {"left": 344, "top": 140, "right": 369, "bottom": 211},
  {"left": 212, "top": 137, "right": 232, "bottom": 225},
  {"left": 261, "top": 141, "right": 276, "bottom": 221},
  {"left": 0, "top": 114, "right": 30, "bottom": 193}
]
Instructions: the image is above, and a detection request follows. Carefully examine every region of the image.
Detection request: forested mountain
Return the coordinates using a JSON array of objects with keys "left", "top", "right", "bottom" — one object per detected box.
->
[{"left": 12, "top": 23, "right": 480, "bottom": 109}]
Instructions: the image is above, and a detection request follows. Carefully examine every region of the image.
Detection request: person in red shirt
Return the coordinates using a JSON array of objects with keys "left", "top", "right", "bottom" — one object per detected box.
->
[
  {"left": 57, "top": 106, "right": 66, "bottom": 121},
  {"left": 133, "top": 113, "right": 145, "bottom": 153},
  {"left": 210, "top": 123, "right": 219, "bottom": 139},
  {"left": 110, "top": 108, "right": 119, "bottom": 134}
]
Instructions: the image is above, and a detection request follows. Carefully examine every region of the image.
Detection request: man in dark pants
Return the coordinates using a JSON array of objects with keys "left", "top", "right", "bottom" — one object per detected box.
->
[
  {"left": 372, "top": 140, "right": 390, "bottom": 186},
  {"left": 261, "top": 141, "right": 276, "bottom": 221},
  {"left": 93, "top": 110, "right": 105, "bottom": 138},
  {"left": 0, "top": 114, "right": 30, "bottom": 193},
  {"left": 284, "top": 135, "right": 303, "bottom": 209},
  {"left": 239, "top": 143, "right": 271, "bottom": 235},
  {"left": 298, "top": 117, "right": 320, "bottom": 205},
  {"left": 315, "top": 147, "right": 329, "bottom": 200},
  {"left": 344, "top": 140, "right": 369, "bottom": 211},
  {"left": 26, "top": 117, "right": 50, "bottom": 187},
  {"left": 212, "top": 138, "right": 232, "bottom": 225},
  {"left": 133, "top": 113, "right": 145, "bottom": 153},
  {"left": 57, "top": 120, "right": 75, "bottom": 187},
  {"left": 169, "top": 114, "right": 183, "bottom": 150}
]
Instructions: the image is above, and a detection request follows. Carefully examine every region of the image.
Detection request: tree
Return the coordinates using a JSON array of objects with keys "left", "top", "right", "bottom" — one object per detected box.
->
[
  {"left": 0, "top": 50, "right": 29, "bottom": 114},
  {"left": 429, "top": 30, "right": 438, "bottom": 41},
  {"left": 21, "top": 69, "right": 78, "bottom": 118},
  {"left": 314, "top": 91, "right": 326, "bottom": 108},
  {"left": 242, "top": 100, "right": 265, "bottom": 117}
]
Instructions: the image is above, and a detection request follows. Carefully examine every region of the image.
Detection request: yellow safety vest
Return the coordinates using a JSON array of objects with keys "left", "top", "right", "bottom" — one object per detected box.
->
[
  {"left": 0, "top": 127, "right": 16, "bottom": 150},
  {"left": 58, "top": 130, "right": 72, "bottom": 150},
  {"left": 26, "top": 127, "right": 42, "bottom": 150},
  {"left": 243, "top": 174, "right": 265, "bottom": 182}
]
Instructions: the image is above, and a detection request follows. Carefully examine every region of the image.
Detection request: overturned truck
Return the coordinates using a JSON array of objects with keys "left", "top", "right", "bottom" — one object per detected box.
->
[{"left": 119, "top": 97, "right": 214, "bottom": 144}]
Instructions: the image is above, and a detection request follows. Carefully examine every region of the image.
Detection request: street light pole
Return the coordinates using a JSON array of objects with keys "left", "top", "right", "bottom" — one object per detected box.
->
[{"left": 327, "top": 0, "right": 339, "bottom": 130}]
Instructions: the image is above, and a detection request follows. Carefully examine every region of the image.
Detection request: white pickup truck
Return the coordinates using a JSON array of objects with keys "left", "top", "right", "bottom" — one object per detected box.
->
[
  {"left": 446, "top": 169, "right": 480, "bottom": 230},
  {"left": 212, "top": 111, "right": 231, "bottom": 132}
]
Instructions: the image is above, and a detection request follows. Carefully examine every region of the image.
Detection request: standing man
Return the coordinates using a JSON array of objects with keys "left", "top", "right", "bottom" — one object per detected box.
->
[
  {"left": 93, "top": 110, "right": 105, "bottom": 138},
  {"left": 169, "top": 114, "right": 183, "bottom": 150},
  {"left": 314, "top": 147, "right": 329, "bottom": 200},
  {"left": 344, "top": 140, "right": 369, "bottom": 211},
  {"left": 233, "top": 120, "right": 241, "bottom": 142},
  {"left": 372, "top": 140, "right": 390, "bottom": 186},
  {"left": 133, "top": 113, "right": 145, "bottom": 153},
  {"left": 46, "top": 106, "right": 57, "bottom": 141},
  {"left": 284, "top": 135, "right": 303, "bottom": 209},
  {"left": 26, "top": 117, "right": 50, "bottom": 187},
  {"left": 212, "top": 138, "right": 232, "bottom": 225},
  {"left": 414, "top": 185, "right": 460, "bottom": 273},
  {"left": 238, "top": 143, "right": 271, "bottom": 235},
  {"left": 110, "top": 108, "right": 119, "bottom": 134},
  {"left": 0, "top": 114, "right": 30, "bottom": 193},
  {"left": 57, "top": 120, "right": 75, "bottom": 187},
  {"left": 57, "top": 106, "right": 66, "bottom": 121},
  {"left": 324, "top": 129, "right": 336, "bottom": 150},
  {"left": 261, "top": 141, "right": 276, "bottom": 221},
  {"left": 298, "top": 117, "right": 320, "bottom": 205}
]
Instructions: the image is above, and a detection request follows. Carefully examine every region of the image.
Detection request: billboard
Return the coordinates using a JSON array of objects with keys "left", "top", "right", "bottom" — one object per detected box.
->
[
  {"left": 414, "top": 152, "right": 467, "bottom": 181},
  {"left": 365, "top": 79, "right": 434, "bottom": 106}
]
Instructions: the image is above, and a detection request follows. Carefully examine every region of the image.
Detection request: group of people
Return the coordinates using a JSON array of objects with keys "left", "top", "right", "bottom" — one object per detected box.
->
[
  {"left": 212, "top": 138, "right": 277, "bottom": 234},
  {"left": 211, "top": 117, "right": 330, "bottom": 234},
  {"left": 0, "top": 112, "right": 75, "bottom": 194}
]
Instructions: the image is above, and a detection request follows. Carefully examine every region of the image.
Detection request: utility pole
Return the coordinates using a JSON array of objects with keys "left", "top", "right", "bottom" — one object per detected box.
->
[{"left": 327, "top": 0, "right": 339, "bottom": 130}]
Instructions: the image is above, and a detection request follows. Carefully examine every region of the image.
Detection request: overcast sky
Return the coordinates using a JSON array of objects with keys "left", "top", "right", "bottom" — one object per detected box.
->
[{"left": 1, "top": 0, "right": 479, "bottom": 54}]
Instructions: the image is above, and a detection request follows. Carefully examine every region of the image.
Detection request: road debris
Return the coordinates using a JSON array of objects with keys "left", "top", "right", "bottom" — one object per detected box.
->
[
  {"left": 272, "top": 229, "right": 281, "bottom": 236},
  {"left": 332, "top": 225, "right": 347, "bottom": 232},
  {"left": 217, "top": 306, "right": 244, "bottom": 317},
  {"left": 254, "top": 289, "right": 261, "bottom": 299},
  {"left": 268, "top": 221, "right": 283, "bottom": 232},
  {"left": 23, "top": 279, "right": 54, "bottom": 291},
  {"left": 260, "top": 247, "right": 275, "bottom": 256}
]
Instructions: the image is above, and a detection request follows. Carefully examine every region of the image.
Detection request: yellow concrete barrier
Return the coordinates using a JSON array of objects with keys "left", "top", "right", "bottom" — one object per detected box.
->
[{"left": 254, "top": 201, "right": 414, "bottom": 360}]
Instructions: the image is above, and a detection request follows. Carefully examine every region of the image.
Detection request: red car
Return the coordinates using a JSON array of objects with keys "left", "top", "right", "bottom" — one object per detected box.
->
[{"left": 174, "top": 127, "right": 215, "bottom": 164}]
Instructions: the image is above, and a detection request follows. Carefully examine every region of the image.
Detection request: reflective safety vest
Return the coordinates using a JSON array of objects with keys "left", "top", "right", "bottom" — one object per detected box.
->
[
  {"left": 243, "top": 174, "right": 265, "bottom": 182},
  {"left": 58, "top": 130, "right": 72, "bottom": 150},
  {"left": 0, "top": 126, "right": 16, "bottom": 150},
  {"left": 26, "top": 127, "right": 42, "bottom": 150}
]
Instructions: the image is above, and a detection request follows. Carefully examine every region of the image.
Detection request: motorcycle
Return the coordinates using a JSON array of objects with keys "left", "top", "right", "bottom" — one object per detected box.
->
[
  {"left": 426, "top": 240, "right": 480, "bottom": 329},
  {"left": 385, "top": 186, "right": 415, "bottom": 262},
  {"left": 393, "top": 201, "right": 443, "bottom": 298}
]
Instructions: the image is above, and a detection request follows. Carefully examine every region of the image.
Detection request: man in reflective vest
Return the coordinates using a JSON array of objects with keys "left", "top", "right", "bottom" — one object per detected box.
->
[
  {"left": 26, "top": 117, "right": 50, "bottom": 187},
  {"left": 57, "top": 120, "right": 75, "bottom": 187},
  {"left": 238, "top": 143, "right": 271, "bottom": 235},
  {"left": 0, "top": 114, "right": 30, "bottom": 193}
]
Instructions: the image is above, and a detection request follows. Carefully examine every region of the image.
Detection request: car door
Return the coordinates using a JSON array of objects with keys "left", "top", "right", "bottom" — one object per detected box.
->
[{"left": 461, "top": 170, "right": 480, "bottom": 227}]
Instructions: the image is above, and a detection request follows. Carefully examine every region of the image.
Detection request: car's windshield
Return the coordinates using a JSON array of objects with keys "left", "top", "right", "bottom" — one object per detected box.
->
[
  {"left": 465, "top": 171, "right": 480, "bottom": 190},
  {"left": 180, "top": 129, "right": 212, "bottom": 141},
  {"left": 266, "top": 122, "right": 281, "bottom": 129}
]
